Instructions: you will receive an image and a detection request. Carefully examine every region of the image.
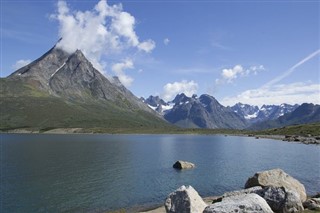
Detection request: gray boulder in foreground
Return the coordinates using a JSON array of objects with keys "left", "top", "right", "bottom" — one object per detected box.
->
[
  {"left": 256, "top": 186, "right": 304, "bottom": 213},
  {"left": 203, "top": 193, "right": 273, "bottom": 213},
  {"left": 245, "top": 168, "right": 307, "bottom": 202},
  {"left": 172, "top": 161, "right": 195, "bottom": 169},
  {"left": 165, "top": 185, "right": 207, "bottom": 213}
]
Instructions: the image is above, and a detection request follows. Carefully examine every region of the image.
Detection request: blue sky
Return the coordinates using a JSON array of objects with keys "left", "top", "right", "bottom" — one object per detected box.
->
[{"left": 1, "top": 0, "right": 319, "bottom": 106}]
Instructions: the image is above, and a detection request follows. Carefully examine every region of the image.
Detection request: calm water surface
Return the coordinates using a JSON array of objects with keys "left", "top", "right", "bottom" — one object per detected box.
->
[{"left": 1, "top": 134, "right": 320, "bottom": 212}]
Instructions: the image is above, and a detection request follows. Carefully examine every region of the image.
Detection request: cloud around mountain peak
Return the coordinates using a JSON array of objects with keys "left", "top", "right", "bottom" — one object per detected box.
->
[{"left": 51, "top": 0, "right": 155, "bottom": 77}]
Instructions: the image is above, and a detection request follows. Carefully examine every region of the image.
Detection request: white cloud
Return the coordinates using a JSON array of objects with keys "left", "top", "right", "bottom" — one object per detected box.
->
[
  {"left": 221, "top": 65, "right": 244, "bottom": 82},
  {"left": 162, "top": 80, "right": 198, "bottom": 101},
  {"left": 138, "top": 39, "right": 156, "bottom": 53},
  {"left": 12, "top": 59, "right": 32, "bottom": 70},
  {"left": 216, "top": 64, "right": 265, "bottom": 84},
  {"left": 164, "top": 38, "right": 170, "bottom": 45},
  {"left": 221, "top": 82, "right": 320, "bottom": 107},
  {"left": 51, "top": 0, "right": 155, "bottom": 74},
  {"left": 111, "top": 59, "right": 134, "bottom": 87}
]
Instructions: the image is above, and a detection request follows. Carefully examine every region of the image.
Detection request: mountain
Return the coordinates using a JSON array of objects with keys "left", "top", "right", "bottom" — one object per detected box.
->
[
  {"left": 143, "top": 95, "right": 174, "bottom": 115},
  {"left": 249, "top": 103, "right": 320, "bottom": 130},
  {"left": 231, "top": 103, "right": 299, "bottom": 124},
  {"left": 0, "top": 41, "right": 170, "bottom": 131},
  {"left": 163, "top": 93, "right": 247, "bottom": 129}
]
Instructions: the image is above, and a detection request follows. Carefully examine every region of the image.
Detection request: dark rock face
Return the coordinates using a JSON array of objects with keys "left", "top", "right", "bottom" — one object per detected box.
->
[
  {"left": 231, "top": 103, "right": 299, "bottom": 125},
  {"left": 9, "top": 44, "right": 155, "bottom": 114},
  {"left": 164, "top": 94, "right": 247, "bottom": 129},
  {"left": 145, "top": 95, "right": 167, "bottom": 107},
  {"left": 10, "top": 46, "right": 70, "bottom": 91},
  {"left": 249, "top": 103, "right": 320, "bottom": 130}
]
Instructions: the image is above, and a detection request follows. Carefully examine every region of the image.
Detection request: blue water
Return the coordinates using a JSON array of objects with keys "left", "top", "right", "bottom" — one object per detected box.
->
[{"left": 1, "top": 134, "right": 319, "bottom": 212}]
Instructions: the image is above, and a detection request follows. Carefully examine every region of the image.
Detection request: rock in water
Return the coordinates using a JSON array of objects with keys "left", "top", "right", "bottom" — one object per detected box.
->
[
  {"left": 165, "top": 185, "right": 207, "bottom": 213},
  {"left": 244, "top": 168, "right": 307, "bottom": 202},
  {"left": 172, "top": 161, "right": 195, "bottom": 169},
  {"left": 203, "top": 193, "right": 273, "bottom": 213}
]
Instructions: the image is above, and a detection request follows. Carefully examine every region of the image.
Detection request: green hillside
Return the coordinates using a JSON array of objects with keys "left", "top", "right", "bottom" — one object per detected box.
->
[{"left": 0, "top": 78, "right": 172, "bottom": 131}]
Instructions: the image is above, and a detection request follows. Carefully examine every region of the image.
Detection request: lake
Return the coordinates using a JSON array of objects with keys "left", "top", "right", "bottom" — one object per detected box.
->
[{"left": 1, "top": 134, "right": 319, "bottom": 212}]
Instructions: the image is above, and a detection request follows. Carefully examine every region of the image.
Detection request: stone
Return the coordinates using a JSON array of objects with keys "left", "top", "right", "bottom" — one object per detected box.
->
[
  {"left": 256, "top": 186, "right": 304, "bottom": 213},
  {"left": 172, "top": 161, "right": 195, "bottom": 169},
  {"left": 244, "top": 168, "right": 307, "bottom": 202},
  {"left": 222, "top": 186, "right": 262, "bottom": 198},
  {"left": 164, "top": 185, "right": 207, "bottom": 213},
  {"left": 203, "top": 193, "right": 273, "bottom": 213},
  {"left": 303, "top": 198, "right": 320, "bottom": 210},
  {"left": 211, "top": 187, "right": 262, "bottom": 205},
  {"left": 283, "top": 190, "right": 304, "bottom": 213}
]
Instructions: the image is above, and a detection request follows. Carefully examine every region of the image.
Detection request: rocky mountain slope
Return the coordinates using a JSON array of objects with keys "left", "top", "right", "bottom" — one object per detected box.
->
[
  {"left": 0, "top": 41, "right": 170, "bottom": 131},
  {"left": 152, "top": 93, "right": 248, "bottom": 129},
  {"left": 249, "top": 103, "right": 320, "bottom": 130},
  {"left": 144, "top": 94, "right": 317, "bottom": 130},
  {"left": 230, "top": 103, "right": 299, "bottom": 124}
]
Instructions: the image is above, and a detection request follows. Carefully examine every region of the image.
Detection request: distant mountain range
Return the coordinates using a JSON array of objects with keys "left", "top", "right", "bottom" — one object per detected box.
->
[
  {"left": 143, "top": 94, "right": 320, "bottom": 130},
  {"left": 230, "top": 103, "right": 299, "bottom": 124},
  {"left": 143, "top": 94, "right": 247, "bottom": 129},
  {"left": 0, "top": 41, "right": 170, "bottom": 131},
  {"left": 1, "top": 40, "right": 318, "bottom": 132}
]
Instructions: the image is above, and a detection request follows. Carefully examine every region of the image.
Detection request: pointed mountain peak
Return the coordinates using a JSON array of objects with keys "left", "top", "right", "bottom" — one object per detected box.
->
[{"left": 112, "top": 76, "right": 124, "bottom": 87}]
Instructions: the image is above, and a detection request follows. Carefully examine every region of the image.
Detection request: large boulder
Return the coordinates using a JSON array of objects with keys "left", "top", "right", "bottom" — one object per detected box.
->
[
  {"left": 211, "top": 187, "right": 263, "bottom": 204},
  {"left": 172, "top": 161, "right": 195, "bottom": 169},
  {"left": 245, "top": 169, "right": 307, "bottom": 202},
  {"left": 164, "top": 185, "right": 207, "bottom": 213},
  {"left": 203, "top": 193, "right": 273, "bottom": 213},
  {"left": 256, "top": 186, "right": 304, "bottom": 213},
  {"left": 222, "top": 186, "right": 262, "bottom": 198}
]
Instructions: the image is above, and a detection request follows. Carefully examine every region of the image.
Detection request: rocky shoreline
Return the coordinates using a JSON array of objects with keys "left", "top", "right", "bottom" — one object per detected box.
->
[
  {"left": 136, "top": 169, "right": 320, "bottom": 213},
  {"left": 2, "top": 128, "right": 320, "bottom": 145},
  {"left": 243, "top": 134, "right": 320, "bottom": 145}
]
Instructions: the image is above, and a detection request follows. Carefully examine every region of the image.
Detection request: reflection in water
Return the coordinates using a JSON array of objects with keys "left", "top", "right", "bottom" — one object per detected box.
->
[{"left": 1, "top": 134, "right": 319, "bottom": 212}]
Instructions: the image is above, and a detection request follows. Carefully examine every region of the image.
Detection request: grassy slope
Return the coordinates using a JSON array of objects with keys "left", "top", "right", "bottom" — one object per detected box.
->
[
  {"left": 0, "top": 78, "right": 172, "bottom": 131},
  {"left": 250, "top": 122, "right": 320, "bottom": 136}
]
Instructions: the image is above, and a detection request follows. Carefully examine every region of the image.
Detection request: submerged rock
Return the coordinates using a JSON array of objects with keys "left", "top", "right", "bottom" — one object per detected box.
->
[
  {"left": 203, "top": 193, "right": 273, "bottom": 213},
  {"left": 245, "top": 168, "right": 307, "bottom": 202},
  {"left": 164, "top": 185, "right": 207, "bottom": 213},
  {"left": 172, "top": 161, "right": 195, "bottom": 170}
]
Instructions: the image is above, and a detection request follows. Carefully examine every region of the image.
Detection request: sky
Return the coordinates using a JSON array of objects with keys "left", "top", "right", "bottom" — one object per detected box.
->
[{"left": 1, "top": 0, "right": 319, "bottom": 106}]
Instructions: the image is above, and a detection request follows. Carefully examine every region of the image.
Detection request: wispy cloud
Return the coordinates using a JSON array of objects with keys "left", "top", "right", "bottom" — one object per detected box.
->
[
  {"left": 164, "top": 38, "right": 170, "bottom": 45},
  {"left": 211, "top": 41, "right": 232, "bottom": 51},
  {"left": 12, "top": 59, "right": 32, "bottom": 70},
  {"left": 221, "top": 82, "right": 320, "bottom": 107},
  {"left": 221, "top": 50, "right": 320, "bottom": 106},
  {"left": 263, "top": 49, "right": 320, "bottom": 88},
  {"left": 215, "top": 64, "right": 265, "bottom": 84},
  {"left": 111, "top": 59, "right": 134, "bottom": 87}
]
